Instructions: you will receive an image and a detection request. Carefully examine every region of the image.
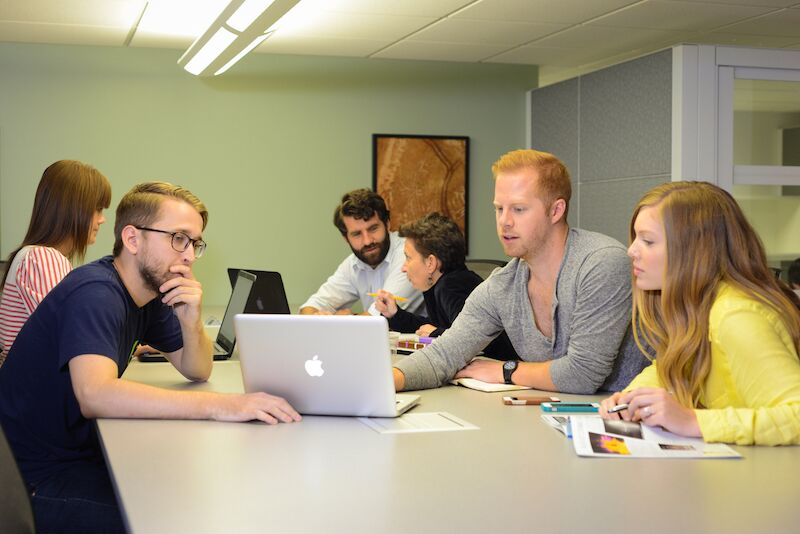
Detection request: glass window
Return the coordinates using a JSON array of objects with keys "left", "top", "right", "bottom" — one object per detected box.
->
[{"left": 733, "top": 79, "right": 800, "bottom": 167}]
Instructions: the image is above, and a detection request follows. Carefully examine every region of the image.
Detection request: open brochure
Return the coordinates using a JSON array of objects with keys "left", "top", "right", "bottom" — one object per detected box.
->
[
  {"left": 541, "top": 414, "right": 572, "bottom": 437},
  {"left": 569, "top": 416, "right": 740, "bottom": 459}
]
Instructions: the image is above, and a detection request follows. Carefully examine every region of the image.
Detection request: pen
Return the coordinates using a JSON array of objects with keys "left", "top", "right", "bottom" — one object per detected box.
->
[
  {"left": 367, "top": 292, "right": 407, "bottom": 302},
  {"left": 608, "top": 403, "right": 629, "bottom": 414}
]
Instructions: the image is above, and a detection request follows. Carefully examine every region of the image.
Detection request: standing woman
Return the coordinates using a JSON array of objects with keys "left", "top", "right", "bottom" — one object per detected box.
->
[
  {"left": 0, "top": 160, "right": 111, "bottom": 362},
  {"left": 600, "top": 181, "right": 800, "bottom": 445},
  {"left": 375, "top": 212, "right": 518, "bottom": 360}
]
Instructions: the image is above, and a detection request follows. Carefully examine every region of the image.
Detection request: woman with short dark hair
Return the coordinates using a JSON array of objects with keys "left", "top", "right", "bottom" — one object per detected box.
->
[{"left": 375, "top": 213, "right": 517, "bottom": 360}]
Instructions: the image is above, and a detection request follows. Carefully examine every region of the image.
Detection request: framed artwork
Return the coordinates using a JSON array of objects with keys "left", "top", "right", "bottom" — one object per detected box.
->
[{"left": 372, "top": 134, "right": 469, "bottom": 251}]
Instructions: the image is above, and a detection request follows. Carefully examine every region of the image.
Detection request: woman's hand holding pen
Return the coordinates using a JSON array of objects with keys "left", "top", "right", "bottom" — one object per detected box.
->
[
  {"left": 599, "top": 392, "right": 626, "bottom": 420},
  {"left": 600, "top": 387, "right": 703, "bottom": 438},
  {"left": 374, "top": 289, "right": 399, "bottom": 318}
]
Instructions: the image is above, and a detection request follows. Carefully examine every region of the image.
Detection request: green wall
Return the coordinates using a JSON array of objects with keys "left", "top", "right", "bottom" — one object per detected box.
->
[{"left": 0, "top": 42, "right": 537, "bottom": 307}]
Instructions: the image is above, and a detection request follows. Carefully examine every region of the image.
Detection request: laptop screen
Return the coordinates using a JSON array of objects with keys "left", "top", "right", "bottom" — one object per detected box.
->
[
  {"left": 226, "top": 268, "right": 290, "bottom": 314},
  {"left": 216, "top": 270, "right": 256, "bottom": 351}
]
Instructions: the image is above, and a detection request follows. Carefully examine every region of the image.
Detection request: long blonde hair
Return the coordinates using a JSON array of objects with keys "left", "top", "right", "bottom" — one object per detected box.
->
[{"left": 631, "top": 182, "right": 800, "bottom": 407}]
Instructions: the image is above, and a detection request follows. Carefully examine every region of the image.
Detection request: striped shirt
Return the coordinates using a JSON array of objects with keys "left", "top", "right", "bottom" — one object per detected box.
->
[{"left": 0, "top": 246, "right": 71, "bottom": 362}]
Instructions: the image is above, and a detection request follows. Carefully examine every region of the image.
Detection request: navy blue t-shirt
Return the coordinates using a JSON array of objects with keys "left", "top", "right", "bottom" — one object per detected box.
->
[{"left": 0, "top": 255, "right": 183, "bottom": 484}]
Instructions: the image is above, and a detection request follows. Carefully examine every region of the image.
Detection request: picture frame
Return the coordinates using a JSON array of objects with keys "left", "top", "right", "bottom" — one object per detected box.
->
[{"left": 372, "top": 134, "right": 469, "bottom": 252}]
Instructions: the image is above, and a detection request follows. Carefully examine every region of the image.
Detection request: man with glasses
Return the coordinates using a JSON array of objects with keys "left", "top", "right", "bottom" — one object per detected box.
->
[{"left": 0, "top": 182, "right": 300, "bottom": 533}]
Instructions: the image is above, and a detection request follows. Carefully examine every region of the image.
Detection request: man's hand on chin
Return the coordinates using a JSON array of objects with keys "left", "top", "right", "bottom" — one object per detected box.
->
[{"left": 159, "top": 264, "right": 202, "bottom": 325}]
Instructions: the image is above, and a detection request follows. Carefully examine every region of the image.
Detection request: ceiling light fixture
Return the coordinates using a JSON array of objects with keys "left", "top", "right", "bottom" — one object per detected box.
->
[{"left": 178, "top": 0, "right": 300, "bottom": 76}]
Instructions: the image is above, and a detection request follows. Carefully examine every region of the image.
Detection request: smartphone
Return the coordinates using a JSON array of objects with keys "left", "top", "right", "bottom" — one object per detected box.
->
[
  {"left": 540, "top": 402, "right": 600, "bottom": 413},
  {"left": 502, "top": 396, "right": 561, "bottom": 406}
]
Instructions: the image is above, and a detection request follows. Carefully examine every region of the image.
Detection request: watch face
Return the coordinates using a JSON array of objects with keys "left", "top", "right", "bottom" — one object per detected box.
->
[{"left": 503, "top": 361, "right": 516, "bottom": 371}]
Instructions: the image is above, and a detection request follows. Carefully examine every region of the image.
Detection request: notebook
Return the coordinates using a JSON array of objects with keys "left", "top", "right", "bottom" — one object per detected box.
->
[
  {"left": 139, "top": 269, "right": 255, "bottom": 362},
  {"left": 234, "top": 314, "right": 420, "bottom": 417},
  {"left": 226, "top": 268, "right": 291, "bottom": 314}
]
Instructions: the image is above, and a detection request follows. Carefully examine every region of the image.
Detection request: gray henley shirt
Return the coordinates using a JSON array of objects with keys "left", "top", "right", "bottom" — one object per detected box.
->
[{"left": 394, "top": 228, "right": 649, "bottom": 393}]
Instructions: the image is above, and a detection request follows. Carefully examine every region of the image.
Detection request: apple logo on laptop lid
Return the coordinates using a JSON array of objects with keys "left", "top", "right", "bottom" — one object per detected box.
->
[{"left": 305, "top": 355, "right": 324, "bottom": 377}]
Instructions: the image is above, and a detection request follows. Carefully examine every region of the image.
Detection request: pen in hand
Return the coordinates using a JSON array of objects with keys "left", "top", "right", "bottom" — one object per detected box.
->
[
  {"left": 367, "top": 292, "right": 407, "bottom": 302},
  {"left": 608, "top": 403, "right": 629, "bottom": 414}
]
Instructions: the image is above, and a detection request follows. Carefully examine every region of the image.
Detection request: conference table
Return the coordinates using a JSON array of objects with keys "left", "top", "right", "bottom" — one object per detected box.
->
[{"left": 98, "top": 359, "right": 800, "bottom": 534}]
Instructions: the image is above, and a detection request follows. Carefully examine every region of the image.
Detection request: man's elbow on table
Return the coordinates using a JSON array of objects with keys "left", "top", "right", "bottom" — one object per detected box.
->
[{"left": 393, "top": 368, "right": 405, "bottom": 391}]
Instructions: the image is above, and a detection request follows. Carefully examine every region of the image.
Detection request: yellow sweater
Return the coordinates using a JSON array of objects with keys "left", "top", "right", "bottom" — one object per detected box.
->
[{"left": 626, "top": 283, "right": 800, "bottom": 446}]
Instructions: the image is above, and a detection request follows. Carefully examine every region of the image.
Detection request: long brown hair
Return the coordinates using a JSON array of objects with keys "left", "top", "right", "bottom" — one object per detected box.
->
[
  {"left": 631, "top": 181, "right": 800, "bottom": 407},
  {"left": 1, "top": 160, "right": 111, "bottom": 287}
]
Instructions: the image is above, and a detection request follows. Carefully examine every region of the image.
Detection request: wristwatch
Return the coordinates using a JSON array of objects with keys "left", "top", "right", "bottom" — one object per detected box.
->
[{"left": 502, "top": 360, "right": 519, "bottom": 385}]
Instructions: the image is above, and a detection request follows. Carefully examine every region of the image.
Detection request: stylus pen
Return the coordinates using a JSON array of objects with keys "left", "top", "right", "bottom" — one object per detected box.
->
[
  {"left": 367, "top": 292, "right": 407, "bottom": 302},
  {"left": 608, "top": 403, "right": 629, "bottom": 414}
]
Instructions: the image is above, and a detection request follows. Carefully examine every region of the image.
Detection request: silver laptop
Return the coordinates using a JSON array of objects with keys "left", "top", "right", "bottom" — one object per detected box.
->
[{"left": 234, "top": 314, "right": 420, "bottom": 417}]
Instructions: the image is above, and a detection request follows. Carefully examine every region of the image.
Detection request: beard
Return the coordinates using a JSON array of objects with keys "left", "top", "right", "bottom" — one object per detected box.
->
[
  {"left": 138, "top": 253, "right": 173, "bottom": 296},
  {"left": 352, "top": 233, "right": 391, "bottom": 267}
]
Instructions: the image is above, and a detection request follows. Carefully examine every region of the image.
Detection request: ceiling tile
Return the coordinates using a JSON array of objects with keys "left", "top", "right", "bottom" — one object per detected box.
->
[
  {"left": 257, "top": 34, "right": 390, "bottom": 57},
  {"left": 530, "top": 24, "right": 688, "bottom": 54},
  {"left": 675, "top": 0, "right": 797, "bottom": 6},
  {"left": 690, "top": 32, "right": 800, "bottom": 47},
  {"left": 271, "top": 10, "right": 435, "bottom": 40},
  {"left": 372, "top": 40, "right": 511, "bottom": 62},
  {"left": 409, "top": 17, "right": 566, "bottom": 46},
  {"left": 592, "top": 0, "right": 775, "bottom": 31},
  {"left": 720, "top": 9, "right": 800, "bottom": 36},
  {"left": 453, "top": 0, "right": 640, "bottom": 24},
  {"left": 0, "top": 21, "right": 129, "bottom": 46},
  {"left": 486, "top": 45, "right": 624, "bottom": 66},
  {"left": 295, "top": 0, "right": 473, "bottom": 17},
  {"left": 0, "top": 0, "right": 144, "bottom": 27}
]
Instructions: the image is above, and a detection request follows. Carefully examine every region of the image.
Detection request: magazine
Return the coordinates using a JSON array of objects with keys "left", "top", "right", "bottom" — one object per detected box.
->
[{"left": 569, "top": 416, "right": 741, "bottom": 459}]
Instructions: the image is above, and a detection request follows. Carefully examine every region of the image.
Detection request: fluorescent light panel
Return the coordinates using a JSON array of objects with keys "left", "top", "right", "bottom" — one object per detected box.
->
[
  {"left": 178, "top": 0, "right": 300, "bottom": 76},
  {"left": 183, "top": 27, "right": 237, "bottom": 75},
  {"left": 215, "top": 32, "right": 273, "bottom": 75},
  {"left": 227, "top": 0, "right": 276, "bottom": 32}
]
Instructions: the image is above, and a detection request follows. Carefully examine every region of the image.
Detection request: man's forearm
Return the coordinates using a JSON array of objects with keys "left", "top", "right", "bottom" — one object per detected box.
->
[
  {"left": 393, "top": 368, "right": 405, "bottom": 391},
  {"left": 78, "top": 377, "right": 225, "bottom": 420},
  {"left": 513, "top": 361, "right": 557, "bottom": 391},
  {"left": 174, "top": 319, "right": 213, "bottom": 381},
  {"left": 299, "top": 306, "right": 319, "bottom": 315}
]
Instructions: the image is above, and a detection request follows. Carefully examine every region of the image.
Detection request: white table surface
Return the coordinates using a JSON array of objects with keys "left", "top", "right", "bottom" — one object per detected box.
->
[{"left": 97, "top": 360, "right": 800, "bottom": 534}]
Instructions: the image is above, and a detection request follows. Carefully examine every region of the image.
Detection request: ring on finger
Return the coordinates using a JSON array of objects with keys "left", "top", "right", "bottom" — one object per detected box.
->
[{"left": 643, "top": 405, "right": 652, "bottom": 417}]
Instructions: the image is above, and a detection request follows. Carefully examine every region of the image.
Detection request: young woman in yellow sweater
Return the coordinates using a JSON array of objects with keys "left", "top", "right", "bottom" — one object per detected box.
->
[{"left": 600, "top": 181, "right": 800, "bottom": 445}]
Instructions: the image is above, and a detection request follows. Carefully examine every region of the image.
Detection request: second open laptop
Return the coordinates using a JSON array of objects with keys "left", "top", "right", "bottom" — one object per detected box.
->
[
  {"left": 234, "top": 314, "right": 420, "bottom": 417},
  {"left": 226, "top": 268, "right": 290, "bottom": 314},
  {"left": 211, "top": 270, "right": 256, "bottom": 360},
  {"left": 139, "top": 269, "right": 254, "bottom": 362}
]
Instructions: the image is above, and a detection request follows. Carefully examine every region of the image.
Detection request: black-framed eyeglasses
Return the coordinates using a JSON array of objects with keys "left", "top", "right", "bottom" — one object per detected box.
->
[{"left": 135, "top": 226, "right": 207, "bottom": 258}]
